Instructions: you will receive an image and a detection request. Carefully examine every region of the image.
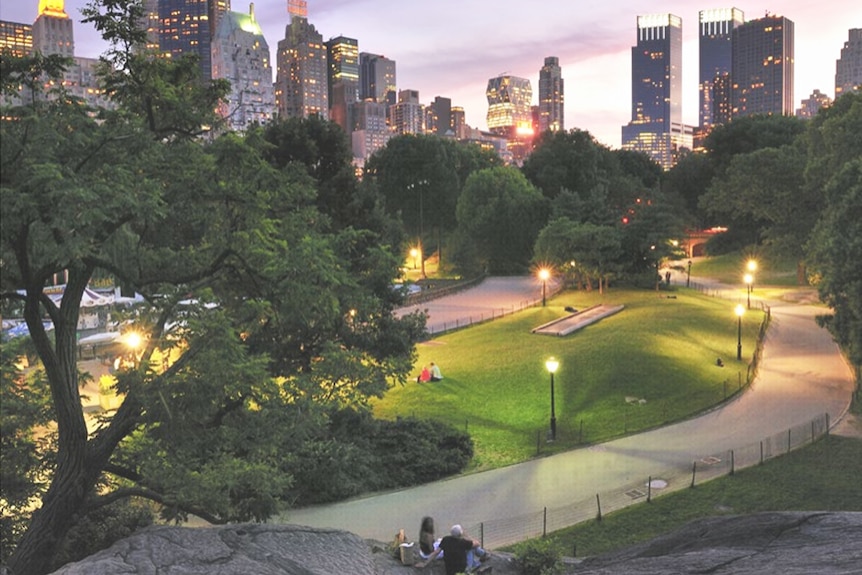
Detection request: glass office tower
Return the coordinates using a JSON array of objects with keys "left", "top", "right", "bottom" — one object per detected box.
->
[
  {"left": 538, "top": 56, "right": 564, "bottom": 133},
  {"left": 621, "top": 14, "right": 687, "bottom": 170},
  {"left": 835, "top": 28, "right": 862, "bottom": 99},
  {"left": 731, "top": 14, "right": 794, "bottom": 118},
  {"left": 699, "top": 8, "right": 744, "bottom": 129},
  {"left": 158, "top": 0, "right": 226, "bottom": 81}
]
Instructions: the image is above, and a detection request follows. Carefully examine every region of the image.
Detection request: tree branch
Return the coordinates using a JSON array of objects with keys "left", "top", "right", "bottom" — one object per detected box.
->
[{"left": 83, "top": 486, "right": 226, "bottom": 525}]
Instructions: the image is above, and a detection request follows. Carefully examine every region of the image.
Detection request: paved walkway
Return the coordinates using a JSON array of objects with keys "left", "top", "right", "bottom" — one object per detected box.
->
[
  {"left": 286, "top": 275, "right": 856, "bottom": 544},
  {"left": 395, "top": 276, "right": 559, "bottom": 334}
]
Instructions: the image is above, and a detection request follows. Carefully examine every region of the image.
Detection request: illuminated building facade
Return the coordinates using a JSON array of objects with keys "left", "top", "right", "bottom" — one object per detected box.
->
[
  {"left": 731, "top": 14, "right": 794, "bottom": 118},
  {"left": 140, "top": 0, "right": 160, "bottom": 51},
  {"left": 538, "top": 56, "right": 564, "bottom": 133},
  {"left": 325, "top": 35, "right": 359, "bottom": 131},
  {"left": 795, "top": 89, "right": 832, "bottom": 119},
  {"left": 390, "top": 89, "right": 424, "bottom": 134},
  {"left": 275, "top": 4, "right": 328, "bottom": 119},
  {"left": 0, "top": 20, "right": 33, "bottom": 58},
  {"left": 4, "top": 1, "right": 112, "bottom": 110},
  {"left": 359, "top": 52, "right": 396, "bottom": 108},
  {"left": 486, "top": 74, "right": 533, "bottom": 162},
  {"left": 33, "top": 0, "right": 74, "bottom": 57},
  {"left": 427, "top": 96, "right": 452, "bottom": 136},
  {"left": 835, "top": 28, "right": 862, "bottom": 98},
  {"left": 450, "top": 106, "right": 466, "bottom": 139},
  {"left": 350, "top": 99, "right": 390, "bottom": 161},
  {"left": 158, "top": 0, "right": 227, "bottom": 82},
  {"left": 622, "top": 14, "right": 689, "bottom": 170},
  {"left": 698, "top": 8, "right": 744, "bottom": 129},
  {"left": 211, "top": 4, "right": 275, "bottom": 131}
]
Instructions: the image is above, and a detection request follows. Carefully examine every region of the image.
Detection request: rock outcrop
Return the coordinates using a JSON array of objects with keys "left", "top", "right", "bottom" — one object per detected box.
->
[
  {"left": 568, "top": 511, "right": 862, "bottom": 574},
  {"left": 47, "top": 512, "right": 862, "bottom": 575}
]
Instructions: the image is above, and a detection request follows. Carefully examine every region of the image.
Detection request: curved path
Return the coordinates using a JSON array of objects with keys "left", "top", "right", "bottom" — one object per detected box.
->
[{"left": 286, "top": 277, "right": 855, "bottom": 543}]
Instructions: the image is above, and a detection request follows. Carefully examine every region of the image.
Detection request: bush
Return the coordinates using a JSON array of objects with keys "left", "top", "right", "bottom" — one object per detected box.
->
[
  {"left": 513, "top": 538, "right": 564, "bottom": 575},
  {"left": 286, "top": 409, "right": 473, "bottom": 505},
  {"left": 52, "top": 499, "right": 154, "bottom": 570}
]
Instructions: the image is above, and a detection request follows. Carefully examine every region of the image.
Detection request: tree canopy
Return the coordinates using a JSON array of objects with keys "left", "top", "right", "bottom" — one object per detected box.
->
[{"left": 0, "top": 3, "right": 425, "bottom": 573}]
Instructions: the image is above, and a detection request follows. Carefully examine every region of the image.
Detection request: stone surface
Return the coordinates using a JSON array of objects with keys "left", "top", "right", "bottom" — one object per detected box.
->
[
  {"left": 567, "top": 511, "right": 862, "bottom": 575},
  {"left": 48, "top": 512, "right": 862, "bottom": 575}
]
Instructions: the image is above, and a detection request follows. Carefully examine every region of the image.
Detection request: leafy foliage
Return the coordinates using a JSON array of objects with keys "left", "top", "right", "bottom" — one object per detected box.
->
[
  {"left": 454, "top": 166, "right": 549, "bottom": 274},
  {"left": 287, "top": 410, "right": 473, "bottom": 505},
  {"left": 513, "top": 537, "right": 565, "bottom": 575}
]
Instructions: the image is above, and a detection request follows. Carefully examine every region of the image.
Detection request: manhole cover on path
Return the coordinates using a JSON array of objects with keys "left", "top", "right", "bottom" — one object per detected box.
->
[{"left": 647, "top": 478, "right": 668, "bottom": 489}]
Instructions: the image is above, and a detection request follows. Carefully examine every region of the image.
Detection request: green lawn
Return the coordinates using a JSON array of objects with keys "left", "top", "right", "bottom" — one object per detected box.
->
[
  {"left": 508, "top": 433, "right": 862, "bottom": 559},
  {"left": 689, "top": 252, "right": 801, "bottom": 287},
  {"left": 373, "top": 288, "right": 765, "bottom": 471}
]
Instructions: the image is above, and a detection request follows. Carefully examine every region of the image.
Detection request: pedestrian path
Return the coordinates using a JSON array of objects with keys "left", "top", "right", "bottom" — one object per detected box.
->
[{"left": 286, "top": 276, "right": 856, "bottom": 545}]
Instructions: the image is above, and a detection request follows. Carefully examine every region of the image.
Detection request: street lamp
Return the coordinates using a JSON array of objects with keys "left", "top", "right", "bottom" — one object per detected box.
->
[
  {"left": 747, "top": 260, "right": 757, "bottom": 291},
  {"left": 735, "top": 304, "right": 745, "bottom": 361},
  {"left": 545, "top": 357, "right": 559, "bottom": 441},
  {"left": 744, "top": 273, "right": 753, "bottom": 309},
  {"left": 410, "top": 248, "right": 419, "bottom": 270},
  {"left": 408, "top": 180, "right": 429, "bottom": 278},
  {"left": 686, "top": 260, "right": 692, "bottom": 288},
  {"left": 538, "top": 268, "right": 550, "bottom": 307}
]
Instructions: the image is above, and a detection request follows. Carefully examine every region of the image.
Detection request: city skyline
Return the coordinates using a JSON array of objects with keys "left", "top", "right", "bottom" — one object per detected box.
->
[{"left": 1, "top": 0, "right": 858, "bottom": 148}]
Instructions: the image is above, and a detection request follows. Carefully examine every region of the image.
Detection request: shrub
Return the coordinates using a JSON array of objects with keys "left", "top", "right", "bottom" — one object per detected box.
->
[{"left": 513, "top": 538, "right": 564, "bottom": 575}]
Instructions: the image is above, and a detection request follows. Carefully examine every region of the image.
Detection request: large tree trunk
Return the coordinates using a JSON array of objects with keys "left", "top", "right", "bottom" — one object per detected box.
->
[{"left": 6, "top": 269, "right": 120, "bottom": 575}]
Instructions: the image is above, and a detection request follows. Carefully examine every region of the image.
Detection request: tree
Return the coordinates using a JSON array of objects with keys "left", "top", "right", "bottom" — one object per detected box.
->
[
  {"left": 521, "top": 129, "right": 611, "bottom": 202},
  {"left": 453, "top": 167, "right": 548, "bottom": 274},
  {"left": 703, "top": 114, "right": 806, "bottom": 172},
  {"left": 699, "top": 143, "right": 818, "bottom": 281},
  {"left": 0, "top": 4, "right": 423, "bottom": 573},
  {"left": 805, "top": 92, "right": 862, "bottom": 371},
  {"left": 365, "top": 135, "right": 495, "bottom": 269},
  {"left": 533, "top": 219, "right": 622, "bottom": 293},
  {"left": 260, "top": 116, "right": 360, "bottom": 229}
]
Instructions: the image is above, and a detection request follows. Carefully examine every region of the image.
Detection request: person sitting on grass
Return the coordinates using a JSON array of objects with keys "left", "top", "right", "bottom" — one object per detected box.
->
[
  {"left": 417, "top": 365, "right": 431, "bottom": 383},
  {"left": 430, "top": 362, "right": 443, "bottom": 381}
]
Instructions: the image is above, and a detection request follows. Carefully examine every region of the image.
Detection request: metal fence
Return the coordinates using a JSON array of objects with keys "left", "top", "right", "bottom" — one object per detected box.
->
[{"left": 463, "top": 412, "right": 831, "bottom": 550}]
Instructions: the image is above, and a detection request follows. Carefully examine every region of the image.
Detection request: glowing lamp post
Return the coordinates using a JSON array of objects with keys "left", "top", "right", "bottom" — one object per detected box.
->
[
  {"left": 744, "top": 273, "right": 753, "bottom": 309},
  {"left": 545, "top": 357, "right": 559, "bottom": 441},
  {"left": 735, "top": 304, "right": 745, "bottom": 361},
  {"left": 409, "top": 248, "right": 419, "bottom": 270},
  {"left": 747, "top": 260, "right": 757, "bottom": 291},
  {"left": 538, "top": 268, "right": 551, "bottom": 307}
]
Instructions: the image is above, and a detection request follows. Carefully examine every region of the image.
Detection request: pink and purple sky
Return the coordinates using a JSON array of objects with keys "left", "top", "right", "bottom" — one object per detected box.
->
[{"left": 2, "top": 1, "right": 858, "bottom": 148}]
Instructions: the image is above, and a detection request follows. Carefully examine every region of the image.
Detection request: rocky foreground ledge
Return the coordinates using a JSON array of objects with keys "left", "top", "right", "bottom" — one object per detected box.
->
[{"left": 47, "top": 512, "right": 862, "bottom": 575}]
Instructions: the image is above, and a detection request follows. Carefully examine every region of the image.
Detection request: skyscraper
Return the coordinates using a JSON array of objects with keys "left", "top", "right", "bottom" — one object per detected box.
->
[
  {"left": 157, "top": 0, "right": 227, "bottom": 82},
  {"left": 350, "top": 99, "right": 390, "bottom": 161},
  {"left": 211, "top": 4, "right": 275, "bottom": 131},
  {"left": 275, "top": 1, "right": 328, "bottom": 119},
  {"left": 698, "top": 8, "right": 744, "bottom": 129},
  {"left": 796, "top": 89, "right": 832, "bottom": 119},
  {"left": 835, "top": 28, "right": 862, "bottom": 99},
  {"left": 0, "top": 20, "right": 33, "bottom": 58},
  {"left": 621, "top": 14, "right": 689, "bottom": 170},
  {"left": 428, "top": 96, "right": 452, "bottom": 136},
  {"left": 390, "top": 89, "right": 423, "bottom": 134},
  {"left": 538, "top": 56, "right": 564, "bottom": 133},
  {"left": 731, "top": 14, "right": 794, "bottom": 118},
  {"left": 359, "top": 52, "right": 396, "bottom": 107},
  {"left": 33, "top": 0, "right": 74, "bottom": 57},
  {"left": 325, "top": 35, "right": 359, "bottom": 131},
  {"left": 486, "top": 74, "right": 533, "bottom": 162}
]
